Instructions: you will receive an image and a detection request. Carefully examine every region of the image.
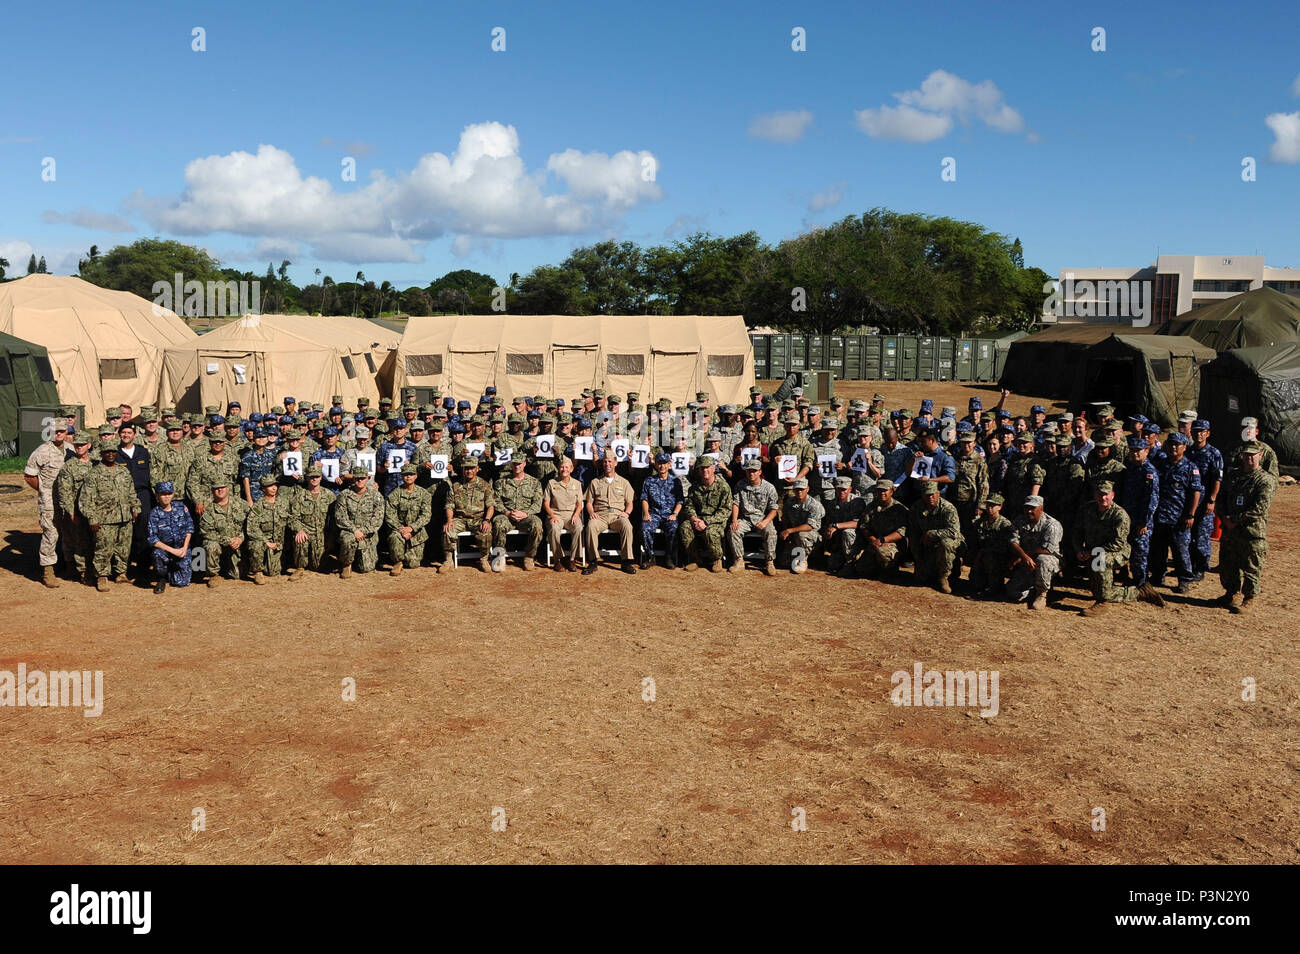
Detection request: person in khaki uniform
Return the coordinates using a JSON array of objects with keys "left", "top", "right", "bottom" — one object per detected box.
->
[
  {"left": 493, "top": 456, "right": 544, "bottom": 569},
  {"left": 23, "top": 418, "right": 70, "bottom": 587},
  {"left": 543, "top": 455, "right": 584, "bottom": 571},
  {"left": 54, "top": 432, "right": 95, "bottom": 583},
  {"left": 78, "top": 439, "right": 141, "bottom": 591},
  {"left": 245, "top": 475, "right": 291, "bottom": 584},
  {"left": 583, "top": 451, "right": 637, "bottom": 574},
  {"left": 444, "top": 457, "right": 495, "bottom": 572},
  {"left": 385, "top": 464, "right": 432, "bottom": 575}
]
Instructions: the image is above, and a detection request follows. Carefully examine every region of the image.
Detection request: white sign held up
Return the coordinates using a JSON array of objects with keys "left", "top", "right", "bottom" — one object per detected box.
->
[
  {"left": 429, "top": 454, "right": 449, "bottom": 479},
  {"left": 356, "top": 451, "right": 376, "bottom": 476},
  {"left": 281, "top": 451, "right": 303, "bottom": 476},
  {"left": 574, "top": 436, "right": 595, "bottom": 460},
  {"left": 671, "top": 452, "right": 691, "bottom": 476},
  {"left": 910, "top": 455, "right": 936, "bottom": 479},
  {"left": 535, "top": 434, "right": 555, "bottom": 458},
  {"left": 631, "top": 444, "right": 651, "bottom": 469},
  {"left": 777, "top": 454, "right": 798, "bottom": 480}
]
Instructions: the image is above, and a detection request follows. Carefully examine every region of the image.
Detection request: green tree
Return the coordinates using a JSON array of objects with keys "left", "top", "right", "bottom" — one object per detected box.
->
[
  {"left": 77, "top": 237, "right": 228, "bottom": 302},
  {"left": 27, "top": 254, "right": 37, "bottom": 275},
  {"left": 510, "top": 265, "right": 585, "bottom": 314},
  {"left": 0, "top": 256, "right": 8, "bottom": 281},
  {"left": 400, "top": 286, "right": 432, "bottom": 316}
]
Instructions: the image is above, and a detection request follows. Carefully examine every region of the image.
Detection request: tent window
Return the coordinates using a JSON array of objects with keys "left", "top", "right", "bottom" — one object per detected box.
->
[
  {"left": 99, "top": 358, "right": 137, "bottom": 380},
  {"left": 707, "top": 354, "right": 745, "bottom": 376},
  {"left": 1149, "top": 357, "right": 1172, "bottom": 382},
  {"left": 405, "top": 354, "right": 443, "bottom": 376},
  {"left": 33, "top": 355, "right": 54, "bottom": 382},
  {"left": 506, "top": 353, "right": 545, "bottom": 375},
  {"left": 607, "top": 353, "right": 645, "bottom": 375},
  {"left": 0, "top": 358, "right": 11, "bottom": 387},
  {"left": 341, "top": 356, "right": 358, "bottom": 379},
  {"left": 364, "top": 353, "right": 377, "bottom": 373}
]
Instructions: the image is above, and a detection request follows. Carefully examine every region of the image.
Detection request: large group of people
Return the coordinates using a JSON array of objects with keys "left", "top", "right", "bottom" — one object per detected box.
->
[{"left": 22, "top": 383, "right": 1279, "bottom": 615}]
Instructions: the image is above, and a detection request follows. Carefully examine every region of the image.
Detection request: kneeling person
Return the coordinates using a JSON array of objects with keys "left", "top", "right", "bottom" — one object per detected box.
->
[
  {"left": 246, "top": 475, "right": 290, "bottom": 584},
  {"left": 337, "top": 466, "right": 385, "bottom": 577},
  {"left": 1005, "top": 494, "right": 1062, "bottom": 609},
  {"left": 909, "top": 479, "right": 963, "bottom": 594},
  {"left": 146, "top": 481, "right": 193, "bottom": 593},
  {"left": 777, "top": 478, "right": 823, "bottom": 573},
  {"left": 386, "top": 464, "right": 433, "bottom": 575}
]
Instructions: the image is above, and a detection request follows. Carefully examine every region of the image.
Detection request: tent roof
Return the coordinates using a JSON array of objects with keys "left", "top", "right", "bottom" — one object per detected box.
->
[
  {"left": 194, "top": 314, "right": 400, "bottom": 352},
  {"left": 1215, "top": 340, "right": 1300, "bottom": 378},
  {"left": 1170, "top": 287, "right": 1300, "bottom": 350},
  {"left": 0, "top": 328, "right": 50, "bottom": 356},
  {"left": 1109, "top": 334, "right": 1217, "bottom": 361},
  {"left": 0, "top": 274, "right": 195, "bottom": 345},
  {"left": 1021, "top": 321, "right": 1162, "bottom": 345}
]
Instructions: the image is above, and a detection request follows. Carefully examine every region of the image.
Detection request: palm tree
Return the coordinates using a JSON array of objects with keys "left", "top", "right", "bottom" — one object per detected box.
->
[
  {"left": 0, "top": 256, "right": 9, "bottom": 281},
  {"left": 314, "top": 268, "right": 322, "bottom": 314},
  {"left": 377, "top": 280, "right": 393, "bottom": 317},
  {"left": 353, "top": 271, "right": 365, "bottom": 316}
]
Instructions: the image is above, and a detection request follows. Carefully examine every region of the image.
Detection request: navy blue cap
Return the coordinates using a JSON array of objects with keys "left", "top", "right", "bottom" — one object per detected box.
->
[
  {"left": 968, "top": 397, "right": 982, "bottom": 409},
  {"left": 556, "top": 399, "right": 565, "bottom": 407},
  {"left": 1127, "top": 436, "right": 1148, "bottom": 450},
  {"left": 654, "top": 451, "right": 671, "bottom": 464},
  {"left": 155, "top": 480, "right": 175, "bottom": 495},
  {"left": 283, "top": 396, "right": 295, "bottom": 404},
  {"left": 442, "top": 397, "right": 456, "bottom": 410},
  {"left": 448, "top": 422, "right": 465, "bottom": 435},
  {"left": 330, "top": 406, "right": 343, "bottom": 416},
  {"left": 209, "top": 414, "right": 225, "bottom": 426},
  {"left": 527, "top": 410, "right": 540, "bottom": 419},
  {"left": 253, "top": 426, "right": 268, "bottom": 438},
  {"left": 485, "top": 386, "right": 497, "bottom": 396},
  {"left": 227, "top": 400, "right": 242, "bottom": 408},
  {"left": 388, "top": 418, "right": 404, "bottom": 429},
  {"left": 1192, "top": 418, "right": 1210, "bottom": 431},
  {"left": 323, "top": 425, "right": 338, "bottom": 437},
  {"left": 996, "top": 409, "right": 1011, "bottom": 418},
  {"left": 1168, "top": 432, "right": 1189, "bottom": 445},
  {"left": 305, "top": 410, "right": 319, "bottom": 420},
  {"left": 1031, "top": 405, "right": 1046, "bottom": 414},
  {"left": 457, "top": 400, "right": 470, "bottom": 410},
  {"left": 920, "top": 399, "right": 934, "bottom": 412},
  {"left": 249, "top": 412, "right": 264, "bottom": 423},
  {"left": 1144, "top": 423, "right": 1162, "bottom": 435}
]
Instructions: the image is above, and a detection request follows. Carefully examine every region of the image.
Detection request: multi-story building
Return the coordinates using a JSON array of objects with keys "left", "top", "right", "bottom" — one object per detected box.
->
[{"left": 1053, "top": 255, "right": 1300, "bottom": 326}]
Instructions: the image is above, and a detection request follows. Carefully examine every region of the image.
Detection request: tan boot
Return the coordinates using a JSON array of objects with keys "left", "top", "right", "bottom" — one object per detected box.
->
[
  {"left": 1137, "top": 583, "right": 1166, "bottom": 607},
  {"left": 477, "top": 557, "right": 490, "bottom": 573},
  {"left": 1231, "top": 597, "right": 1253, "bottom": 615},
  {"left": 252, "top": 572, "right": 268, "bottom": 586},
  {"left": 1081, "top": 600, "right": 1109, "bottom": 617},
  {"left": 764, "top": 561, "right": 776, "bottom": 577},
  {"left": 1028, "top": 588, "right": 1047, "bottom": 611},
  {"left": 937, "top": 578, "right": 952, "bottom": 595},
  {"left": 682, "top": 560, "right": 698, "bottom": 572},
  {"left": 42, "top": 566, "right": 60, "bottom": 588},
  {"left": 390, "top": 561, "right": 403, "bottom": 577},
  {"left": 709, "top": 560, "right": 723, "bottom": 573},
  {"left": 96, "top": 577, "right": 110, "bottom": 592},
  {"left": 340, "top": 565, "right": 353, "bottom": 580},
  {"left": 727, "top": 562, "right": 744, "bottom": 574},
  {"left": 520, "top": 558, "right": 533, "bottom": 572},
  {"left": 206, "top": 574, "right": 221, "bottom": 588}
]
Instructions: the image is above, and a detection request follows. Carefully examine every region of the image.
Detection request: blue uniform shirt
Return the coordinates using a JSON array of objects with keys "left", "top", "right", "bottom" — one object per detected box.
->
[
  {"left": 146, "top": 503, "right": 194, "bottom": 548},
  {"left": 640, "top": 473, "right": 685, "bottom": 516},
  {"left": 238, "top": 447, "right": 277, "bottom": 502},
  {"left": 1121, "top": 459, "right": 1160, "bottom": 531},
  {"left": 1155, "top": 456, "right": 1203, "bottom": 524}
]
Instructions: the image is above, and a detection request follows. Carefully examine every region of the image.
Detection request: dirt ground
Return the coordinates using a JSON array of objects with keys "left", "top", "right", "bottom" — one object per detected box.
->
[{"left": 1, "top": 381, "right": 1296, "bottom": 864}]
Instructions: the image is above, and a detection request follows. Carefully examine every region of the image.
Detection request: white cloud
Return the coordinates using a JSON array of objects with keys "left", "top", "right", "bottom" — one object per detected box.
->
[
  {"left": 1266, "top": 111, "right": 1300, "bottom": 162},
  {"left": 41, "top": 207, "right": 135, "bottom": 232},
  {"left": 1025, "top": 130, "right": 1043, "bottom": 144},
  {"left": 748, "top": 110, "right": 814, "bottom": 143},
  {"left": 808, "top": 182, "right": 846, "bottom": 213},
  {"left": 0, "top": 239, "right": 35, "bottom": 272},
  {"left": 0, "top": 241, "right": 89, "bottom": 276},
  {"left": 664, "top": 213, "right": 707, "bottom": 237},
  {"left": 855, "top": 70, "right": 1024, "bottom": 142},
  {"left": 127, "top": 123, "right": 663, "bottom": 263}
]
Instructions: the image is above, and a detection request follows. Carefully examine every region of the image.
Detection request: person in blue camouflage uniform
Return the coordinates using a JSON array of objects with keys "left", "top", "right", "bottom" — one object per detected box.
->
[
  {"left": 1119, "top": 436, "right": 1163, "bottom": 604},
  {"left": 1186, "top": 419, "right": 1223, "bottom": 580},
  {"left": 1149, "top": 432, "right": 1203, "bottom": 594},
  {"left": 638, "top": 452, "right": 684, "bottom": 568},
  {"left": 376, "top": 419, "right": 417, "bottom": 496},
  {"left": 310, "top": 426, "right": 347, "bottom": 495},
  {"left": 146, "top": 481, "right": 193, "bottom": 592},
  {"left": 238, "top": 428, "right": 278, "bottom": 503}
]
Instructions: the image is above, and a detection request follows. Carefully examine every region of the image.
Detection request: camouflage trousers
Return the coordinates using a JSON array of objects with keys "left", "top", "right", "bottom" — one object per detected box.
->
[
  {"left": 339, "top": 530, "right": 380, "bottom": 573},
  {"left": 1088, "top": 552, "right": 1136, "bottom": 604},
  {"left": 445, "top": 518, "right": 490, "bottom": 561},
  {"left": 728, "top": 518, "right": 775, "bottom": 563},
  {"left": 293, "top": 530, "right": 327, "bottom": 572},
  {"left": 152, "top": 546, "right": 192, "bottom": 586},
  {"left": 777, "top": 530, "right": 818, "bottom": 567},
  {"left": 204, "top": 539, "right": 244, "bottom": 580},
  {"left": 92, "top": 521, "right": 132, "bottom": 578},
  {"left": 58, "top": 513, "right": 92, "bottom": 575},
  {"left": 853, "top": 540, "right": 903, "bottom": 576},
  {"left": 386, "top": 530, "right": 427, "bottom": 568},
  {"left": 819, "top": 527, "right": 857, "bottom": 569},
  {"left": 913, "top": 538, "right": 960, "bottom": 584},
  {"left": 1006, "top": 554, "right": 1060, "bottom": 601},
  {"left": 1219, "top": 530, "right": 1266, "bottom": 599},
  {"left": 247, "top": 541, "right": 285, "bottom": 577},
  {"left": 1191, "top": 509, "right": 1215, "bottom": 574},
  {"left": 679, "top": 521, "right": 726, "bottom": 564},
  {"left": 492, "top": 514, "right": 542, "bottom": 556},
  {"left": 969, "top": 550, "right": 1010, "bottom": 594}
]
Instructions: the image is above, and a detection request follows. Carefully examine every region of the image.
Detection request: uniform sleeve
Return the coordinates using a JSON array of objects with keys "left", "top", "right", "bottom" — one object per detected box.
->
[
  {"left": 416, "top": 488, "right": 433, "bottom": 528},
  {"left": 77, "top": 475, "right": 101, "bottom": 524},
  {"left": 706, "top": 483, "right": 733, "bottom": 527},
  {"left": 363, "top": 492, "right": 386, "bottom": 533},
  {"left": 938, "top": 453, "right": 957, "bottom": 482},
  {"left": 334, "top": 495, "right": 356, "bottom": 531},
  {"left": 245, "top": 504, "right": 267, "bottom": 544},
  {"left": 804, "top": 497, "right": 824, "bottom": 532},
  {"left": 384, "top": 489, "right": 401, "bottom": 529},
  {"left": 146, "top": 508, "right": 163, "bottom": 546},
  {"left": 1240, "top": 475, "right": 1276, "bottom": 535}
]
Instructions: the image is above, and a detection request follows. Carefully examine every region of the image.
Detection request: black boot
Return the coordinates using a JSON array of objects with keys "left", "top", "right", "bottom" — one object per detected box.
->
[{"left": 153, "top": 579, "right": 166, "bottom": 595}]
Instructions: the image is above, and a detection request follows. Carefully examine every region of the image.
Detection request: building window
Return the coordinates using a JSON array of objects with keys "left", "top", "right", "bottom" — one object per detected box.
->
[
  {"left": 1192, "top": 279, "right": 1250, "bottom": 293},
  {"left": 404, "top": 354, "right": 443, "bottom": 376},
  {"left": 341, "top": 356, "right": 357, "bottom": 379},
  {"left": 99, "top": 357, "right": 137, "bottom": 380}
]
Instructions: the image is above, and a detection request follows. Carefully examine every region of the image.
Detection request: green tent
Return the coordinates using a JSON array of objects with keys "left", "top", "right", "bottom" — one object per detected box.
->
[
  {"left": 1069, "top": 334, "right": 1216, "bottom": 429},
  {"left": 0, "top": 329, "right": 61, "bottom": 452},
  {"left": 1171, "top": 287, "right": 1300, "bottom": 351},
  {"left": 1199, "top": 343, "right": 1300, "bottom": 468},
  {"left": 999, "top": 322, "right": 1162, "bottom": 399}
]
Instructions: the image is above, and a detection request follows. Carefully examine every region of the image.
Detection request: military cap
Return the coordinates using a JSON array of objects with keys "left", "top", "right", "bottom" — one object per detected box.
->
[
  {"left": 388, "top": 418, "right": 405, "bottom": 429},
  {"left": 980, "top": 412, "right": 996, "bottom": 424},
  {"left": 919, "top": 399, "right": 934, "bottom": 413},
  {"left": 850, "top": 426, "right": 872, "bottom": 439},
  {"left": 792, "top": 477, "right": 809, "bottom": 489},
  {"left": 720, "top": 404, "right": 737, "bottom": 415},
  {"left": 1167, "top": 431, "right": 1189, "bottom": 445},
  {"left": 50, "top": 419, "right": 68, "bottom": 432},
  {"left": 408, "top": 419, "right": 425, "bottom": 431},
  {"left": 875, "top": 478, "right": 895, "bottom": 491},
  {"left": 355, "top": 425, "right": 371, "bottom": 438},
  {"left": 350, "top": 465, "right": 370, "bottom": 478},
  {"left": 749, "top": 386, "right": 763, "bottom": 395},
  {"left": 918, "top": 480, "right": 938, "bottom": 494},
  {"left": 830, "top": 396, "right": 846, "bottom": 408},
  {"left": 833, "top": 475, "right": 854, "bottom": 490},
  {"left": 957, "top": 431, "right": 976, "bottom": 442},
  {"left": 1030, "top": 405, "right": 1046, "bottom": 415},
  {"left": 490, "top": 396, "right": 504, "bottom": 407},
  {"left": 379, "top": 396, "right": 393, "bottom": 406},
  {"left": 140, "top": 407, "right": 158, "bottom": 422},
  {"left": 706, "top": 429, "right": 723, "bottom": 442},
  {"left": 1127, "top": 436, "right": 1149, "bottom": 450},
  {"left": 1055, "top": 434, "right": 1073, "bottom": 447},
  {"left": 208, "top": 433, "right": 227, "bottom": 443},
  {"left": 253, "top": 426, "right": 268, "bottom": 438},
  {"left": 941, "top": 406, "right": 957, "bottom": 420},
  {"left": 72, "top": 430, "right": 93, "bottom": 445},
  {"left": 258, "top": 474, "right": 278, "bottom": 488},
  {"left": 695, "top": 456, "right": 716, "bottom": 469},
  {"left": 780, "top": 411, "right": 800, "bottom": 424},
  {"left": 305, "top": 463, "right": 323, "bottom": 478},
  {"left": 99, "top": 437, "right": 120, "bottom": 453},
  {"left": 581, "top": 388, "right": 593, "bottom": 398},
  {"left": 968, "top": 397, "right": 983, "bottom": 410},
  {"left": 1041, "top": 422, "right": 1059, "bottom": 435},
  {"left": 1241, "top": 416, "right": 1259, "bottom": 428},
  {"left": 741, "top": 458, "right": 761, "bottom": 471},
  {"left": 468, "top": 414, "right": 484, "bottom": 425},
  {"left": 152, "top": 480, "right": 174, "bottom": 496},
  {"left": 654, "top": 451, "right": 672, "bottom": 464},
  {"left": 898, "top": 408, "right": 914, "bottom": 418},
  {"left": 792, "top": 387, "right": 804, "bottom": 398},
  {"left": 819, "top": 418, "right": 839, "bottom": 431},
  {"left": 106, "top": 407, "right": 122, "bottom": 420},
  {"left": 460, "top": 456, "right": 480, "bottom": 468},
  {"left": 626, "top": 391, "right": 640, "bottom": 401},
  {"left": 1239, "top": 441, "right": 1264, "bottom": 455},
  {"left": 400, "top": 463, "right": 417, "bottom": 476},
  {"left": 995, "top": 409, "right": 1011, "bottom": 419},
  {"left": 330, "top": 406, "right": 344, "bottom": 416},
  {"left": 1143, "top": 423, "right": 1162, "bottom": 435},
  {"left": 1058, "top": 411, "right": 1075, "bottom": 423},
  {"left": 402, "top": 401, "right": 418, "bottom": 412},
  {"left": 283, "top": 429, "right": 302, "bottom": 441},
  {"left": 269, "top": 405, "right": 284, "bottom": 416},
  {"left": 505, "top": 412, "right": 524, "bottom": 424},
  {"left": 211, "top": 477, "right": 230, "bottom": 489},
  {"left": 559, "top": 412, "right": 575, "bottom": 424},
  {"left": 696, "top": 391, "right": 709, "bottom": 402},
  {"left": 1094, "top": 480, "right": 1115, "bottom": 494},
  {"left": 295, "top": 414, "right": 309, "bottom": 425},
  {"left": 372, "top": 422, "right": 389, "bottom": 436},
  {"left": 427, "top": 420, "right": 444, "bottom": 431},
  {"left": 357, "top": 397, "right": 371, "bottom": 408},
  {"left": 1178, "top": 409, "right": 1197, "bottom": 424},
  {"left": 1093, "top": 435, "right": 1114, "bottom": 449},
  {"left": 1013, "top": 432, "right": 1034, "bottom": 445},
  {"left": 593, "top": 388, "right": 607, "bottom": 399},
  {"left": 363, "top": 407, "right": 379, "bottom": 418},
  {"left": 985, "top": 493, "right": 1005, "bottom": 507},
  {"left": 224, "top": 414, "right": 241, "bottom": 426},
  {"left": 1023, "top": 494, "right": 1044, "bottom": 508},
  {"left": 533, "top": 394, "right": 547, "bottom": 404},
  {"left": 1191, "top": 418, "right": 1210, "bottom": 432},
  {"left": 204, "top": 405, "right": 220, "bottom": 415}
]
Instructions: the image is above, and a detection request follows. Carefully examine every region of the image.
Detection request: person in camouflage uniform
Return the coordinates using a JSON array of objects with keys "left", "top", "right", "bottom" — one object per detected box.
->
[
  {"left": 1005, "top": 494, "right": 1063, "bottom": 609},
  {"left": 199, "top": 479, "right": 250, "bottom": 585},
  {"left": 149, "top": 418, "right": 194, "bottom": 504},
  {"left": 845, "top": 426, "right": 885, "bottom": 498},
  {"left": 769, "top": 412, "right": 814, "bottom": 498},
  {"left": 385, "top": 464, "right": 433, "bottom": 575},
  {"left": 820, "top": 476, "right": 865, "bottom": 572},
  {"left": 966, "top": 494, "right": 1016, "bottom": 599},
  {"left": 492, "top": 455, "right": 543, "bottom": 569},
  {"left": 335, "top": 466, "right": 385, "bottom": 577},
  {"left": 841, "top": 479, "right": 910, "bottom": 578},
  {"left": 809, "top": 420, "right": 844, "bottom": 504},
  {"left": 909, "top": 479, "right": 963, "bottom": 594},
  {"left": 78, "top": 439, "right": 141, "bottom": 591},
  {"left": 1002, "top": 433, "right": 1045, "bottom": 509},
  {"left": 1042, "top": 433, "right": 1086, "bottom": 556},
  {"left": 1084, "top": 435, "right": 1126, "bottom": 491},
  {"left": 54, "top": 432, "right": 96, "bottom": 582},
  {"left": 222, "top": 416, "right": 249, "bottom": 459},
  {"left": 1217, "top": 442, "right": 1276, "bottom": 615},
  {"left": 523, "top": 417, "right": 567, "bottom": 486},
  {"left": 238, "top": 428, "right": 278, "bottom": 503},
  {"left": 1223, "top": 416, "right": 1279, "bottom": 489},
  {"left": 1073, "top": 480, "right": 1138, "bottom": 616},
  {"left": 187, "top": 434, "right": 242, "bottom": 518},
  {"left": 679, "top": 457, "right": 733, "bottom": 572},
  {"left": 23, "top": 418, "right": 69, "bottom": 588},
  {"left": 777, "top": 477, "right": 824, "bottom": 572},
  {"left": 290, "top": 464, "right": 335, "bottom": 577},
  {"left": 146, "top": 481, "right": 193, "bottom": 592},
  {"left": 728, "top": 457, "right": 778, "bottom": 575},
  {"left": 245, "top": 475, "right": 290, "bottom": 584},
  {"left": 444, "top": 457, "right": 495, "bottom": 572},
  {"left": 950, "top": 431, "right": 989, "bottom": 561}
]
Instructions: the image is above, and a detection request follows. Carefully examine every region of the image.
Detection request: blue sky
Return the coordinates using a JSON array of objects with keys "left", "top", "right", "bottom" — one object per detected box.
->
[{"left": 3, "top": 0, "right": 1299, "bottom": 289}]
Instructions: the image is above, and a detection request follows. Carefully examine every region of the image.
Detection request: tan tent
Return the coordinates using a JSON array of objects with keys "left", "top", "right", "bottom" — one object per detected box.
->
[
  {"left": 0, "top": 274, "right": 197, "bottom": 425},
  {"left": 160, "top": 314, "right": 399, "bottom": 414},
  {"left": 392, "top": 315, "right": 755, "bottom": 406}
]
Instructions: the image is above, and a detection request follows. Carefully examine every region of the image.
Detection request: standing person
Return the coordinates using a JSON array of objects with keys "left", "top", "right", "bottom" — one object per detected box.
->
[
  {"left": 543, "top": 455, "right": 584, "bottom": 572},
  {"left": 1186, "top": 419, "right": 1223, "bottom": 581},
  {"left": 54, "top": 431, "right": 95, "bottom": 584},
  {"left": 679, "top": 457, "right": 733, "bottom": 573},
  {"left": 1149, "top": 433, "right": 1203, "bottom": 594},
  {"left": 1217, "top": 443, "right": 1276, "bottom": 615},
  {"left": 1120, "top": 436, "right": 1163, "bottom": 605},
  {"left": 114, "top": 423, "right": 153, "bottom": 579},
  {"left": 149, "top": 418, "right": 194, "bottom": 508},
  {"left": 638, "top": 452, "right": 684, "bottom": 570},
  {"left": 78, "top": 439, "right": 141, "bottom": 591},
  {"left": 238, "top": 427, "right": 278, "bottom": 504},
  {"left": 145, "top": 481, "right": 193, "bottom": 593},
  {"left": 582, "top": 451, "right": 637, "bottom": 575},
  {"left": 23, "top": 417, "right": 70, "bottom": 587}
]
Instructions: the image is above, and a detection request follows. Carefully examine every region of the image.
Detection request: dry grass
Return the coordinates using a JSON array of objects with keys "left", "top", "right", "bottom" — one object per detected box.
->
[{"left": 1, "top": 382, "right": 1295, "bottom": 864}]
